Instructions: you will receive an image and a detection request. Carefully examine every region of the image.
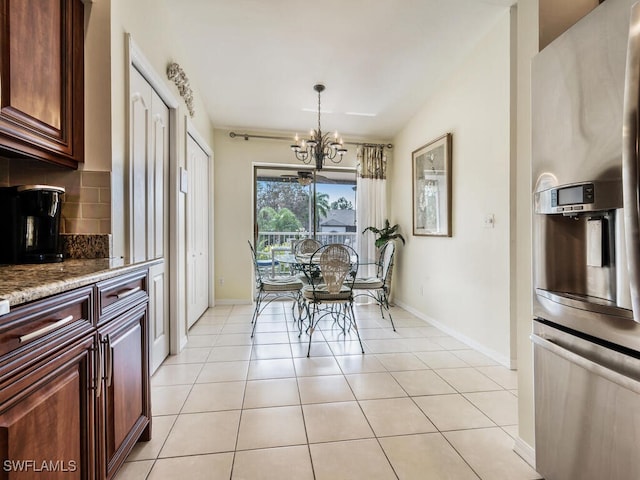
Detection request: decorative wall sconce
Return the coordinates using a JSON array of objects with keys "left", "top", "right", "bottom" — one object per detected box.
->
[{"left": 167, "top": 62, "right": 195, "bottom": 117}]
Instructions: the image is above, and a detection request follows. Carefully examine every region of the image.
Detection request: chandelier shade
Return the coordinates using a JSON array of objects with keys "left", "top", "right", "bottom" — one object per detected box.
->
[{"left": 290, "top": 84, "right": 347, "bottom": 169}]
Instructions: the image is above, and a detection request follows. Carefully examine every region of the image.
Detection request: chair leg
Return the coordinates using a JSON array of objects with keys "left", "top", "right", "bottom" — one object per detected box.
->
[
  {"left": 381, "top": 291, "right": 396, "bottom": 331},
  {"left": 307, "top": 303, "right": 318, "bottom": 357},
  {"left": 250, "top": 293, "right": 262, "bottom": 337},
  {"left": 348, "top": 302, "right": 365, "bottom": 354}
]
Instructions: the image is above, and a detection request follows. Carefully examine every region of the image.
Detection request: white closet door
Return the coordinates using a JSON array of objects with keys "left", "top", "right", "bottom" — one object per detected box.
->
[
  {"left": 129, "top": 67, "right": 170, "bottom": 374},
  {"left": 186, "top": 134, "right": 210, "bottom": 328}
]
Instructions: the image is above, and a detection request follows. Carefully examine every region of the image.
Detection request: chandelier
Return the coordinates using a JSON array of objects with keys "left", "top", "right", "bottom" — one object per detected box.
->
[{"left": 291, "top": 84, "right": 347, "bottom": 169}]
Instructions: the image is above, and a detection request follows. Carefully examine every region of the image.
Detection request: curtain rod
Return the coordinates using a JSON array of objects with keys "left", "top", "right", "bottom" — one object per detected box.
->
[{"left": 229, "top": 131, "right": 392, "bottom": 149}]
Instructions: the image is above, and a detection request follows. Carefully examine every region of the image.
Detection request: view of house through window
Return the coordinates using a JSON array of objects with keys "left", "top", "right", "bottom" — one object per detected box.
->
[{"left": 254, "top": 167, "right": 357, "bottom": 262}]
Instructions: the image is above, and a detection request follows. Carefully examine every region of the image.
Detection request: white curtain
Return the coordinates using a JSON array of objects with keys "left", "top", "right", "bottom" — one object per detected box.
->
[{"left": 356, "top": 145, "right": 387, "bottom": 278}]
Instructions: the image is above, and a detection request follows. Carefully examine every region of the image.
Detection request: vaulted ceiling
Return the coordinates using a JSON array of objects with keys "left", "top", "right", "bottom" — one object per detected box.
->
[{"left": 162, "top": 0, "right": 516, "bottom": 141}]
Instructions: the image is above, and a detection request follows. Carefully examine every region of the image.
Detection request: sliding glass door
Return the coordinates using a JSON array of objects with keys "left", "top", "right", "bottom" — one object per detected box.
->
[{"left": 254, "top": 166, "right": 357, "bottom": 254}]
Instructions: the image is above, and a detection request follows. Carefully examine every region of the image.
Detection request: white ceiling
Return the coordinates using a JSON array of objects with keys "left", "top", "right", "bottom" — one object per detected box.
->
[{"left": 161, "top": 0, "right": 515, "bottom": 141}]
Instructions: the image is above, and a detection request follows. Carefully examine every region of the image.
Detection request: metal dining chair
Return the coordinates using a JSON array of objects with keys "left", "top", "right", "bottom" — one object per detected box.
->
[
  {"left": 248, "top": 241, "right": 303, "bottom": 336},
  {"left": 300, "top": 243, "right": 364, "bottom": 356},
  {"left": 352, "top": 240, "right": 397, "bottom": 331}
]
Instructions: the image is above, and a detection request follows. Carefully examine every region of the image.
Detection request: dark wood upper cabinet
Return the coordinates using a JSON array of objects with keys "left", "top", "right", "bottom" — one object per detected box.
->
[{"left": 0, "top": 0, "right": 84, "bottom": 168}]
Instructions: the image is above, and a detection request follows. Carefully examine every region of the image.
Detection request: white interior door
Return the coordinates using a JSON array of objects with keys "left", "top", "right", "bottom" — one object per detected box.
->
[
  {"left": 130, "top": 67, "right": 170, "bottom": 373},
  {"left": 186, "top": 134, "right": 210, "bottom": 328}
]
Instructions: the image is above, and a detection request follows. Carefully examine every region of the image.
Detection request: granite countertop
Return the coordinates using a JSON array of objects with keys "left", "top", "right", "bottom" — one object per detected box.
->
[{"left": 0, "top": 258, "right": 162, "bottom": 312}]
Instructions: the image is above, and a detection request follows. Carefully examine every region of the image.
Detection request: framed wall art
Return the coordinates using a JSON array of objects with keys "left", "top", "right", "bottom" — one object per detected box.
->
[{"left": 412, "top": 133, "right": 452, "bottom": 237}]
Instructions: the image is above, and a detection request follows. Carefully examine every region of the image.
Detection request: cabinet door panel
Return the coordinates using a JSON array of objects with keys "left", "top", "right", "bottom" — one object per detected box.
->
[
  {"left": 99, "top": 305, "right": 149, "bottom": 479},
  {"left": 0, "top": 0, "right": 84, "bottom": 167},
  {"left": 0, "top": 335, "right": 94, "bottom": 480}
]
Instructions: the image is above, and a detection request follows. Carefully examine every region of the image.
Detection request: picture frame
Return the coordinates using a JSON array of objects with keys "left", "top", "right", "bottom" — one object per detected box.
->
[{"left": 412, "top": 133, "right": 452, "bottom": 237}]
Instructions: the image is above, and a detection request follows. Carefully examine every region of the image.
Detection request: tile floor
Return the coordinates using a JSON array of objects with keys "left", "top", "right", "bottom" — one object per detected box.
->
[{"left": 115, "top": 302, "right": 542, "bottom": 480}]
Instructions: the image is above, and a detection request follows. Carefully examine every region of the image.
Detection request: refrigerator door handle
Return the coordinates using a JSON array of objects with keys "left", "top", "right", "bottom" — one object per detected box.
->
[
  {"left": 531, "top": 333, "right": 640, "bottom": 394},
  {"left": 622, "top": 1, "right": 640, "bottom": 323}
]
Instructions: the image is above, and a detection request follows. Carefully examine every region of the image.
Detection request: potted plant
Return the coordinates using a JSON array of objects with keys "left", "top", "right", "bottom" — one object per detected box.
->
[{"left": 362, "top": 219, "right": 405, "bottom": 248}]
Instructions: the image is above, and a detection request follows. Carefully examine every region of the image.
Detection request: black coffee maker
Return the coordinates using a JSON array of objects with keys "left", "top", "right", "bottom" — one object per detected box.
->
[{"left": 0, "top": 185, "right": 65, "bottom": 264}]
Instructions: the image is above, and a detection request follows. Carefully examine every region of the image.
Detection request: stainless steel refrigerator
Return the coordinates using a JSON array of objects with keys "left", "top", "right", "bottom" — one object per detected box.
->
[{"left": 532, "top": 0, "right": 640, "bottom": 479}]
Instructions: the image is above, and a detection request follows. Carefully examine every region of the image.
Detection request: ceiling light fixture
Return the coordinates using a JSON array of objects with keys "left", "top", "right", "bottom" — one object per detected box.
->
[
  {"left": 291, "top": 84, "right": 347, "bottom": 170},
  {"left": 297, "top": 171, "right": 313, "bottom": 186}
]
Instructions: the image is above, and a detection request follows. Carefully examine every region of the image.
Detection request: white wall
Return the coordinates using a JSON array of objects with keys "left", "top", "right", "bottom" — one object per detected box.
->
[{"left": 389, "top": 12, "right": 513, "bottom": 365}]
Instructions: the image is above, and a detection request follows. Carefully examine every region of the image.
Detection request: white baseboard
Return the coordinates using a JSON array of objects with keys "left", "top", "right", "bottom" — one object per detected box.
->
[
  {"left": 393, "top": 300, "right": 513, "bottom": 368},
  {"left": 513, "top": 436, "right": 536, "bottom": 469},
  {"left": 215, "top": 299, "right": 252, "bottom": 305}
]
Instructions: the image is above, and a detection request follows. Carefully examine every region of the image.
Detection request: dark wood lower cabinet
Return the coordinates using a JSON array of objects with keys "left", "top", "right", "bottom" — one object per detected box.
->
[
  {"left": 0, "top": 268, "right": 151, "bottom": 479},
  {"left": 0, "top": 334, "right": 95, "bottom": 480},
  {"left": 97, "top": 303, "right": 150, "bottom": 480}
]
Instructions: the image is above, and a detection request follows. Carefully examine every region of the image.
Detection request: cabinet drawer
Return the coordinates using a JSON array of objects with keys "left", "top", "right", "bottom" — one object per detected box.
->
[
  {"left": 0, "top": 286, "right": 93, "bottom": 373},
  {"left": 96, "top": 269, "right": 148, "bottom": 325}
]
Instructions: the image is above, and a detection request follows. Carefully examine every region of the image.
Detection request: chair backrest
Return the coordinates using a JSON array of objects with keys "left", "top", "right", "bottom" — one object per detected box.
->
[
  {"left": 378, "top": 240, "right": 396, "bottom": 289},
  {"left": 314, "top": 244, "right": 358, "bottom": 294},
  {"left": 296, "top": 238, "right": 322, "bottom": 255},
  {"left": 248, "top": 241, "right": 264, "bottom": 285}
]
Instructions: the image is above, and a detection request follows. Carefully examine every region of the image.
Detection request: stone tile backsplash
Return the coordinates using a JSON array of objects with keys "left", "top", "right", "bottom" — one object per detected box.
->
[{"left": 0, "top": 157, "right": 111, "bottom": 235}]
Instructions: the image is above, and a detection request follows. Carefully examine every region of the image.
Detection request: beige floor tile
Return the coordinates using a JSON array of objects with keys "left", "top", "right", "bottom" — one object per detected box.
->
[
  {"left": 226, "top": 314, "right": 255, "bottom": 323},
  {"left": 395, "top": 327, "right": 440, "bottom": 338},
  {"left": 345, "top": 372, "right": 408, "bottom": 400},
  {"left": 464, "top": 390, "right": 518, "bottom": 426},
  {"left": 290, "top": 341, "right": 333, "bottom": 357},
  {"left": 363, "top": 338, "right": 411, "bottom": 353},
  {"left": 375, "top": 353, "right": 429, "bottom": 371},
  {"left": 293, "top": 356, "right": 342, "bottom": 376},
  {"left": 197, "top": 361, "right": 249, "bottom": 383},
  {"left": 391, "top": 370, "right": 456, "bottom": 396},
  {"left": 194, "top": 316, "right": 227, "bottom": 325},
  {"left": 114, "top": 460, "right": 153, "bottom": 480},
  {"left": 434, "top": 368, "right": 502, "bottom": 392},
  {"left": 251, "top": 343, "right": 293, "bottom": 360},
  {"left": 253, "top": 321, "right": 290, "bottom": 333},
  {"left": 380, "top": 433, "right": 479, "bottom": 480},
  {"left": 151, "top": 385, "right": 191, "bottom": 416},
  {"left": 310, "top": 439, "right": 397, "bottom": 480},
  {"left": 303, "top": 401, "right": 374, "bottom": 443},
  {"left": 221, "top": 323, "right": 254, "bottom": 334},
  {"left": 149, "top": 453, "right": 234, "bottom": 480},
  {"left": 432, "top": 336, "right": 470, "bottom": 350},
  {"left": 444, "top": 428, "right": 542, "bottom": 480},
  {"left": 320, "top": 327, "right": 363, "bottom": 343},
  {"left": 232, "top": 445, "right": 314, "bottom": 480},
  {"left": 161, "top": 347, "right": 211, "bottom": 365},
  {"left": 452, "top": 349, "right": 500, "bottom": 366},
  {"left": 475, "top": 365, "right": 518, "bottom": 389},
  {"left": 160, "top": 410, "right": 241, "bottom": 457},
  {"left": 335, "top": 354, "right": 387, "bottom": 374},
  {"left": 243, "top": 378, "right": 301, "bottom": 408},
  {"left": 151, "top": 363, "right": 204, "bottom": 386},
  {"left": 358, "top": 328, "right": 399, "bottom": 340},
  {"left": 215, "top": 333, "right": 254, "bottom": 346},
  {"left": 359, "top": 397, "right": 437, "bottom": 436},
  {"left": 236, "top": 405, "right": 307, "bottom": 450},
  {"left": 126, "top": 415, "right": 176, "bottom": 461},
  {"left": 414, "top": 351, "right": 469, "bottom": 369},
  {"left": 185, "top": 334, "right": 218, "bottom": 348},
  {"left": 297, "top": 374, "right": 356, "bottom": 404},
  {"left": 189, "top": 324, "right": 224, "bottom": 335},
  {"left": 326, "top": 340, "right": 367, "bottom": 356},
  {"left": 401, "top": 337, "right": 443, "bottom": 352},
  {"left": 501, "top": 425, "right": 519, "bottom": 439},
  {"left": 252, "top": 332, "right": 292, "bottom": 344},
  {"left": 207, "top": 345, "right": 253, "bottom": 362},
  {"left": 413, "top": 394, "right": 495, "bottom": 431},
  {"left": 182, "top": 381, "right": 246, "bottom": 413},
  {"left": 247, "top": 358, "right": 296, "bottom": 380}
]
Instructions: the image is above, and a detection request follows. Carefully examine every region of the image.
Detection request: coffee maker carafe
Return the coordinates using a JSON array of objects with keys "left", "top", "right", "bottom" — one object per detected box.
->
[{"left": 0, "top": 185, "right": 65, "bottom": 264}]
